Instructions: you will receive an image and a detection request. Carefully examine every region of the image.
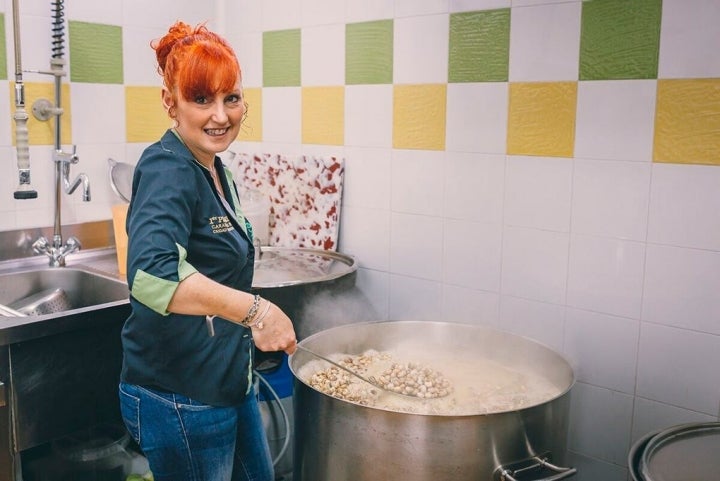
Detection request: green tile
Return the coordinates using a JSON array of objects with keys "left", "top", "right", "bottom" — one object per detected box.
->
[
  {"left": 346, "top": 20, "right": 393, "bottom": 85},
  {"left": 0, "top": 14, "right": 7, "bottom": 80},
  {"left": 69, "top": 21, "right": 123, "bottom": 84},
  {"left": 263, "top": 29, "right": 301, "bottom": 87},
  {"left": 449, "top": 9, "right": 510, "bottom": 83},
  {"left": 579, "top": 0, "right": 662, "bottom": 80}
]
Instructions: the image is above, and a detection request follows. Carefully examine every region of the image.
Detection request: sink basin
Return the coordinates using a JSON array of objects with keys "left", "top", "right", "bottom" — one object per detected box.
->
[{"left": 0, "top": 267, "right": 129, "bottom": 317}]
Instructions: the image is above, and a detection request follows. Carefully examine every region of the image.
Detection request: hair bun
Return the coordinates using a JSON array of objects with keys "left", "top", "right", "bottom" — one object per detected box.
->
[{"left": 153, "top": 21, "right": 199, "bottom": 74}]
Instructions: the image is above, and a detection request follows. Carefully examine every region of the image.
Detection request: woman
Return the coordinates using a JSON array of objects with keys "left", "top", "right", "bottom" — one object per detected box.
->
[{"left": 118, "top": 21, "right": 296, "bottom": 481}]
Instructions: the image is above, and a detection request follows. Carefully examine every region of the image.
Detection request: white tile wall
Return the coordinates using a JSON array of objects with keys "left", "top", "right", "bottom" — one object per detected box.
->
[
  {"left": 642, "top": 244, "right": 720, "bottom": 335},
  {"left": 508, "top": 2, "right": 582, "bottom": 81},
  {"left": 443, "top": 152, "right": 505, "bottom": 223},
  {"left": 345, "top": 0, "right": 395, "bottom": 23},
  {"left": 659, "top": 0, "right": 720, "bottom": 78},
  {"left": 501, "top": 226, "right": 569, "bottom": 304},
  {"left": 499, "top": 295, "right": 565, "bottom": 351},
  {"left": 391, "top": 149, "right": 445, "bottom": 216},
  {"left": 563, "top": 307, "right": 639, "bottom": 394},
  {"left": 442, "top": 284, "right": 500, "bottom": 326},
  {"left": 446, "top": 82, "right": 508, "bottom": 154},
  {"left": 393, "top": 14, "right": 449, "bottom": 84},
  {"left": 567, "top": 234, "right": 646, "bottom": 319},
  {"left": 226, "top": 0, "right": 262, "bottom": 34},
  {"left": 338, "top": 205, "right": 391, "bottom": 271},
  {"left": 66, "top": 0, "right": 123, "bottom": 25},
  {"left": 231, "top": 33, "right": 264, "bottom": 88},
  {"left": 575, "top": 80, "right": 657, "bottom": 162},
  {"left": 354, "top": 267, "right": 390, "bottom": 320},
  {"left": 443, "top": 218, "right": 502, "bottom": 292},
  {"left": 566, "top": 451, "right": 628, "bottom": 481},
  {"left": 301, "top": 24, "right": 345, "bottom": 86},
  {"left": 449, "top": 0, "right": 511, "bottom": 12},
  {"left": 636, "top": 322, "right": 720, "bottom": 415},
  {"left": 568, "top": 382, "right": 634, "bottom": 465},
  {"left": 570, "top": 159, "right": 651, "bottom": 241},
  {"left": 261, "top": 87, "right": 301, "bottom": 143},
  {"left": 122, "top": 26, "right": 164, "bottom": 86},
  {"left": 648, "top": 163, "right": 720, "bottom": 251},
  {"left": 70, "top": 84, "right": 126, "bottom": 144},
  {"left": 301, "top": 0, "right": 346, "bottom": 27},
  {"left": 388, "top": 273, "right": 443, "bottom": 320},
  {"left": 344, "top": 85, "right": 394, "bottom": 148},
  {"left": 394, "top": 0, "right": 449, "bottom": 18},
  {"left": 389, "top": 212, "right": 443, "bottom": 280},
  {"left": 504, "top": 155, "right": 573, "bottom": 232},
  {"left": 122, "top": 0, "right": 213, "bottom": 31}
]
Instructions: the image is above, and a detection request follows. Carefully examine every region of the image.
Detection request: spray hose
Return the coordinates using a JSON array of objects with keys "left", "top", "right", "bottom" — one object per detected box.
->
[{"left": 11, "top": 0, "right": 37, "bottom": 199}]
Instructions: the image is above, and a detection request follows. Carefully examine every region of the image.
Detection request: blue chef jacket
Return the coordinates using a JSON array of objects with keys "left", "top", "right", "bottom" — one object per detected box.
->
[{"left": 120, "top": 129, "right": 256, "bottom": 406}]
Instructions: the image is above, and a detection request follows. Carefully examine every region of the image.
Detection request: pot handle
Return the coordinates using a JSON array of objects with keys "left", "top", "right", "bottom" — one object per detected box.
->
[{"left": 496, "top": 456, "right": 577, "bottom": 481}]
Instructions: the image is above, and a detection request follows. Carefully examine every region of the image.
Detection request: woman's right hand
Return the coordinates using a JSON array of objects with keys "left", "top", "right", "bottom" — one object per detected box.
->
[{"left": 250, "top": 301, "right": 297, "bottom": 354}]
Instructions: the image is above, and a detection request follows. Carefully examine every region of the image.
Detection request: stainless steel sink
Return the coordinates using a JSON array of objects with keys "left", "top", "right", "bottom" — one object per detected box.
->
[{"left": 0, "top": 267, "right": 128, "bottom": 317}]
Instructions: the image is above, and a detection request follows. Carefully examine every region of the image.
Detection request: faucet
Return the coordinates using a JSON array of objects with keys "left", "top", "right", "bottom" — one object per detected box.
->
[
  {"left": 31, "top": 145, "right": 90, "bottom": 267},
  {"left": 31, "top": 143, "right": 92, "bottom": 267},
  {"left": 30, "top": 63, "right": 91, "bottom": 266}
]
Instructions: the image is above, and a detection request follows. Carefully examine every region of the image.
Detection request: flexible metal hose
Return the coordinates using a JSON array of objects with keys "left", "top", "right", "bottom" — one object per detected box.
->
[{"left": 51, "top": 0, "right": 65, "bottom": 59}]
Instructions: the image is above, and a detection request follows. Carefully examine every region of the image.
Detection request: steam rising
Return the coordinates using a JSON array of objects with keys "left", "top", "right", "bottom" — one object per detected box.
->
[{"left": 295, "top": 287, "right": 380, "bottom": 340}]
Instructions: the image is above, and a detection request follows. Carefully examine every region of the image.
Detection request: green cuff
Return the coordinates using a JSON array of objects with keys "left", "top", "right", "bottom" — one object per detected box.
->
[{"left": 131, "top": 244, "right": 198, "bottom": 315}]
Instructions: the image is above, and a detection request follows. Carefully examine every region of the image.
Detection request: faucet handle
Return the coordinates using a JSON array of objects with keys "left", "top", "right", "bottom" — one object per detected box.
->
[
  {"left": 64, "top": 236, "right": 81, "bottom": 252},
  {"left": 32, "top": 236, "right": 50, "bottom": 254}
]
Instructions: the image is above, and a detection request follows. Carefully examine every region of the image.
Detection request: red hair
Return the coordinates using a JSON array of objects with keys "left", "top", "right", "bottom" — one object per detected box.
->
[{"left": 152, "top": 21, "right": 240, "bottom": 104}]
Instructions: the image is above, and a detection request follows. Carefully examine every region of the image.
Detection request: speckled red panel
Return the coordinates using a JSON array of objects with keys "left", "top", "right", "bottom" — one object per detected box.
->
[{"left": 232, "top": 153, "right": 344, "bottom": 251}]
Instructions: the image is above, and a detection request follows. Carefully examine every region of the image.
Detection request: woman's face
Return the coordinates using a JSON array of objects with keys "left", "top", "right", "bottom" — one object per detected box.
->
[{"left": 164, "top": 82, "right": 245, "bottom": 167}]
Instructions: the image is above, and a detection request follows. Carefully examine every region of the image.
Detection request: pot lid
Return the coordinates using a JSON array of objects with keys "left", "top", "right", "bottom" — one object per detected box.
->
[
  {"left": 639, "top": 422, "right": 720, "bottom": 481},
  {"left": 252, "top": 247, "right": 357, "bottom": 288}
]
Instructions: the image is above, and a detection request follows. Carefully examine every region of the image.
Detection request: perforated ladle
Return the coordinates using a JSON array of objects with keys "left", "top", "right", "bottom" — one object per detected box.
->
[{"left": 295, "top": 344, "right": 447, "bottom": 399}]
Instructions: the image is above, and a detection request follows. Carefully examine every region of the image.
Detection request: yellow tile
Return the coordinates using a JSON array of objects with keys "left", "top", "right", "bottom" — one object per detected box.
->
[
  {"left": 238, "top": 88, "right": 262, "bottom": 142},
  {"left": 125, "top": 86, "right": 171, "bottom": 143},
  {"left": 507, "top": 82, "right": 577, "bottom": 158},
  {"left": 654, "top": 79, "right": 720, "bottom": 166},
  {"left": 302, "top": 87, "right": 345, "bottom": 145},
  {"left": 9, "top": 82, "right": 72, "bottom": 146},
  {"left": 393, "top": 84, "right": 447, "bottom": 151}
]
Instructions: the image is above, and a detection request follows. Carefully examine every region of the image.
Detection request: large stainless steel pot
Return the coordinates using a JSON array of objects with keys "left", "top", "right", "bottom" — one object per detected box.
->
[
  {"left": 629, "top": 422, "right": 720, "bottom": 481},
  {"left": 290, "top": 321, "right": 576, "bottom": 481}
]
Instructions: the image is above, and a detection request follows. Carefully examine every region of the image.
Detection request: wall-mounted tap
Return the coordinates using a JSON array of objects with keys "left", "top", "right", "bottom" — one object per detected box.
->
[
  {"left": 57, "top": 146, "right": 91, "bottom": 201},
  {"left": 27, "top": 0, "right": 91, "bottom": 267},
  {"left": 32, "top": 234, "right": 81, "bottom": 268}
]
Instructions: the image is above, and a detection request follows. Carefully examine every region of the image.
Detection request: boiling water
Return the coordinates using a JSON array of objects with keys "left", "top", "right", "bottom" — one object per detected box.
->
[{"left": 297, "top": 343, "right": 565, "bottom": 416}]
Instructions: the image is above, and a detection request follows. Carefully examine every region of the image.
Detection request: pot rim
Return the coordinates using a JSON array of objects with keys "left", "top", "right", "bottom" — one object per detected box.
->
[
  {"left": 289, "top": 319, "right": 576, "bottom": 418},
  {"left": 252, "top": 247, "right": 357, "bottom": 289}
]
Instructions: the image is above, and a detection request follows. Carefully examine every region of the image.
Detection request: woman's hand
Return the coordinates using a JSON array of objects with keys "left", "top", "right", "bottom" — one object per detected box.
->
[{"left": 251, "top": 301, "right": 297, "bottom": 354}]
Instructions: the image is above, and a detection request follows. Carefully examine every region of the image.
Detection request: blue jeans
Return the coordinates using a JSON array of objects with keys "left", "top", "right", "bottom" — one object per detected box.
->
[{"left": 119, "top": 382, "right": 273, "bottom": 481}]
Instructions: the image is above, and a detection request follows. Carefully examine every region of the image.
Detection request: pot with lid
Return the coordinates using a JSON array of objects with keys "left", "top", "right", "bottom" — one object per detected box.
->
[
  {"left": 252, "top": 247, "right": 376, "bottom": 340},
  {"left": 629, "top": 422, "right": 720, "bottom": 481},
  {"left": 289, "top": 320, "right": 577, "bottom": 481}
]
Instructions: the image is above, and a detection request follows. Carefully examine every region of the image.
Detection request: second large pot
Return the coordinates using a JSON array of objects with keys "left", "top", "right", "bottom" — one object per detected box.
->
[{"left": 289, "top": 321, "right": 576, "bottom": 481}]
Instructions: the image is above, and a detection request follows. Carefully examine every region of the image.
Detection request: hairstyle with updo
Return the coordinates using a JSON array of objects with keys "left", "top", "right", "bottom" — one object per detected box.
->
[{"left": 152, "top": 21, "right": 241, "bottom": 107}]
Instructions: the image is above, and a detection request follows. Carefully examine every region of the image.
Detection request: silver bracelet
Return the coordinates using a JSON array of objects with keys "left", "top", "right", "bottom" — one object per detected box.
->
[
  {"left": 240, "top": 294, "right": 262, "bottom": 327},
  {"left": 248, "top": 300, "right": 272, "bottom": 329}
]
